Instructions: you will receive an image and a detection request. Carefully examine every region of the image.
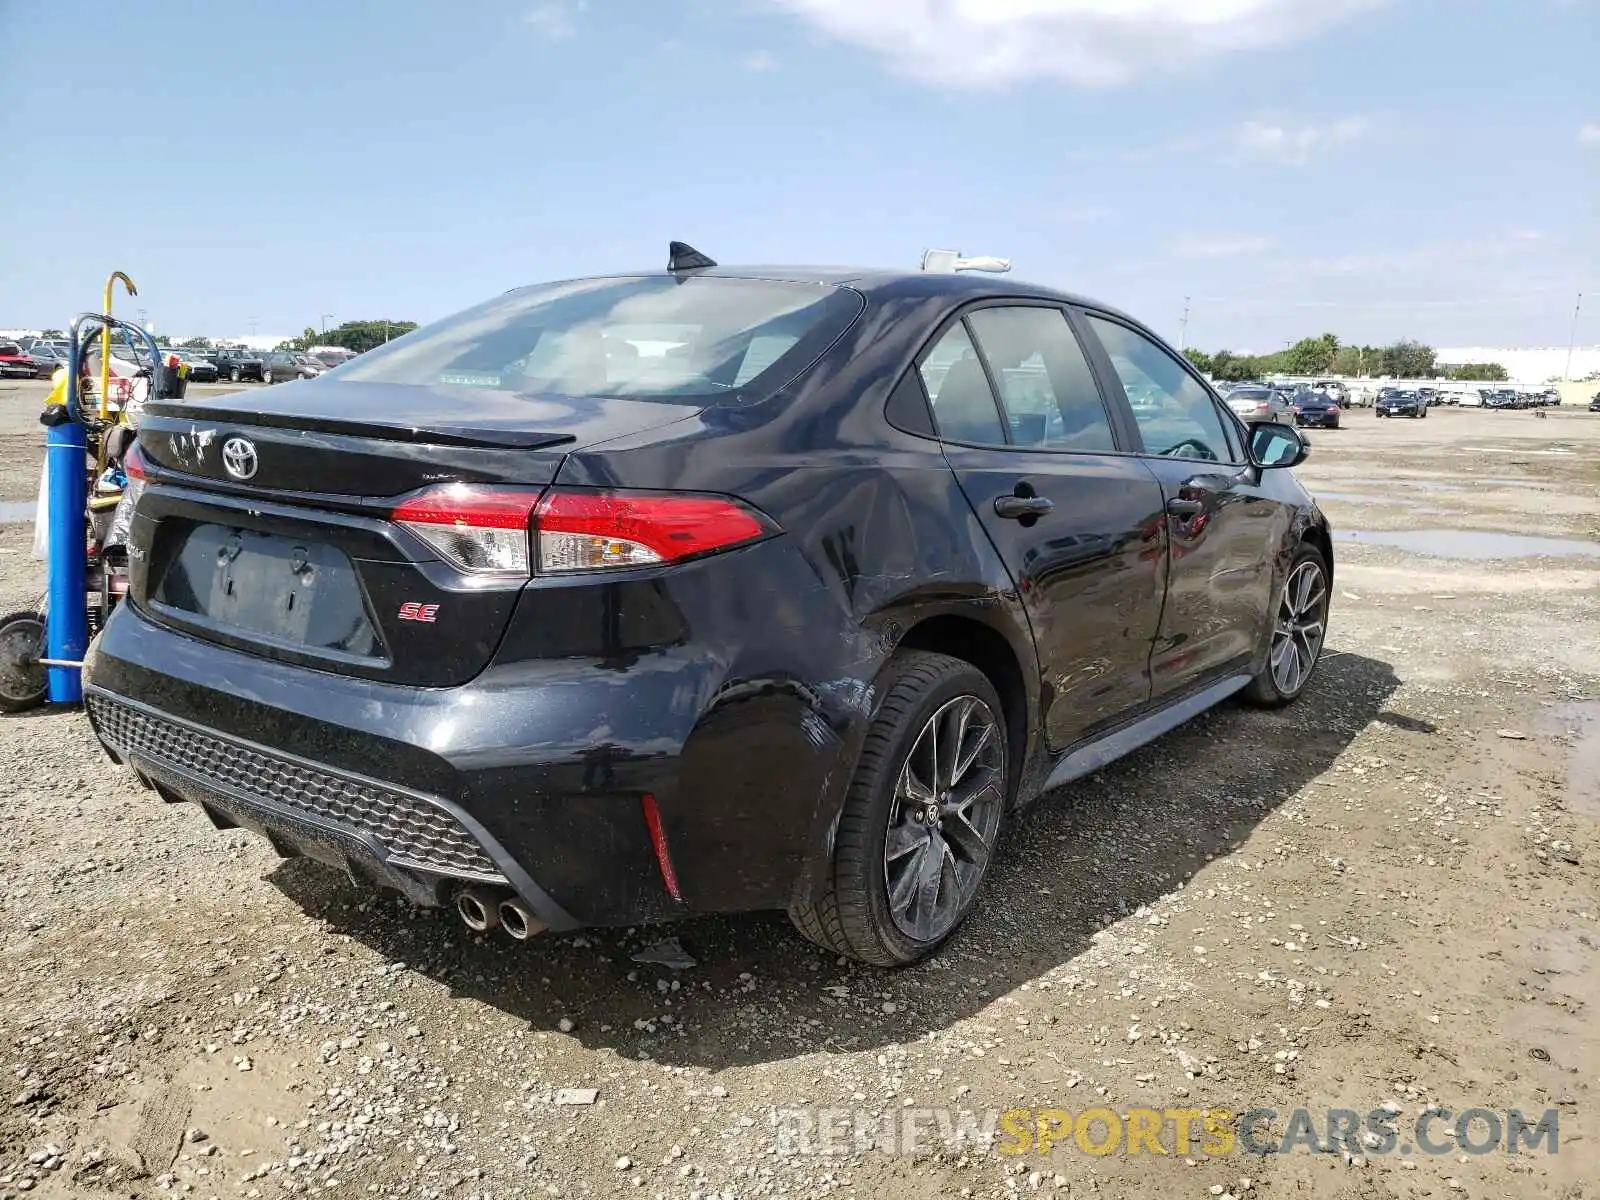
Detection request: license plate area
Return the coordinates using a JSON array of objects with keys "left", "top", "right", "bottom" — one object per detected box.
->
[{"left": 153, "top": 522, "right": 381, "bottom": 656}]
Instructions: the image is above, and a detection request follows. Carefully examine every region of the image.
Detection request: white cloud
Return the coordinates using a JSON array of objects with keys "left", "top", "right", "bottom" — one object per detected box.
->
[
  {"left": 524, "top": 1, "right": 581, "bottom": 39},
  {"left": 740, "top": 50, "right": 780, "bottom": 71},
  {"left": 1172, "top": 234, "right": 1276, "bottom": 259},
  {"left": 1234, "top": 117, "right": 1369, "bottom": 165},
  {"left": 1579, "top": 123, "right": 1600, "bottom": 146},
  {"left": 773, "top": 0, "right": 1387, "bottom": 87}
]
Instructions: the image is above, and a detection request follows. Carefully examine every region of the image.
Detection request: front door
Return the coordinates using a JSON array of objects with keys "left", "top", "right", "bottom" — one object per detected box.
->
[
  {"left": 917, "top": 304, "right": 1168, "bottom": 751},
  {"left": 1078, "top": 312, "right": 1278, "bottom": 700}
]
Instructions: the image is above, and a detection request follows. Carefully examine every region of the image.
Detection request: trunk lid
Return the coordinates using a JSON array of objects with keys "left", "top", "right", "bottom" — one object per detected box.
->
[{"left": 127, "top": 381, "right": 700, "bottom": 686}]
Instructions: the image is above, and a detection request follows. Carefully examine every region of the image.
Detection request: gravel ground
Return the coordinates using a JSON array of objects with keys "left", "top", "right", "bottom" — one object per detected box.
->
[{"left": 0, "top": 379, "right": 1596, "bottom": 1200}]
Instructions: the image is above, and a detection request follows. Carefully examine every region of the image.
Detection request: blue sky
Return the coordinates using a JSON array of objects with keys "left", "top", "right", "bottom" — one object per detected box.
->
[{"left": 2, "top": 0, "right": 1595, "bottom": 352}]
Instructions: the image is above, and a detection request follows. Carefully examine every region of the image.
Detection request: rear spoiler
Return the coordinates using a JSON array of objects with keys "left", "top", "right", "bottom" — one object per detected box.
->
[{"left": 143, "top": 403, "right": 577, "bottom": 451}]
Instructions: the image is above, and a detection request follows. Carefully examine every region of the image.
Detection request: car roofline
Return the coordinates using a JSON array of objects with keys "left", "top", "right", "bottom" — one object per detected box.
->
[{"left": 497, "top": 265, "right": 1137, "bottom": 321}]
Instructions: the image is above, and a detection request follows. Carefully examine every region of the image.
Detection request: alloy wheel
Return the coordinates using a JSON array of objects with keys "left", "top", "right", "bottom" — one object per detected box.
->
[
  {"left": 882, "top": 694, "right": 1004, "bottom": 942},
  {"left": 1270, "top": 560, "right": 1327, "bottom": 697}
]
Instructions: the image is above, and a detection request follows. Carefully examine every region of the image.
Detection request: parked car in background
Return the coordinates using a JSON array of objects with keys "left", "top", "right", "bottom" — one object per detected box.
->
[
  {"left": 307, "top": 347, "right": 357, "bottom": 370},
  {"left": 1484, "top": 390, "right": 1518, "bottom": 410},
  {"left": 262, "top": 351, "right": 324, "bottom": 384},
  {"left": 0, "top": 343, "right": 41, "bottom": 378},
  {"left": 210, "top": 347, "right": 264, "bottom": 382},
  {"left": 177, "top": 352, "right": 219, "bottom": 383},
  {"left": 84, "top": 256, "right": 1332, "bottom": 966},
  {"left": 1292, "top": 390, "right": 1342, "bottom": 429},
  {"left": 1588, "top": 392, "right": 1600, "bottom": 412},
  {"left": 1225, "top": 384, "right": 1295, "bottom": 425},
  {"left": 1376, "top": 390, "right": 1426, "bottom": 418},
  {"left": 22, "top": 343, "right": 66, "bottom": 377},
  {"left": 110, "top": 344, "right": 155, "bottom": 370},
  {"left": 1416, "top": 387, "right": 1437, "bottom": 408}
]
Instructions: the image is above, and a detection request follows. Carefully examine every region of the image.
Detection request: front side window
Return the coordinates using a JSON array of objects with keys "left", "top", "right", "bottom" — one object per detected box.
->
[
  {"left": 1085, "top": 315, "right": 1237, "bottom": 463},
  {"left": 964, "top": 307, "right": 1116, "bottom": 452},
  {"left": 334, "top": 276, "right": 864, "bottom": 406}
]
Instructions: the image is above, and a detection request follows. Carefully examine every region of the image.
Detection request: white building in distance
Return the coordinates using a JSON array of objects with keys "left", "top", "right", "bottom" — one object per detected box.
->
[{"left": 1436, "top": 346, "right": 1600, "bottom": 381}]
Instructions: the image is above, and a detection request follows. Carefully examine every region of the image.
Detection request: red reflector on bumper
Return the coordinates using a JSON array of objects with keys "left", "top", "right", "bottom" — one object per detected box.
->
[{"left": 641, "top": 793, "right": 683, "bottom": 902}]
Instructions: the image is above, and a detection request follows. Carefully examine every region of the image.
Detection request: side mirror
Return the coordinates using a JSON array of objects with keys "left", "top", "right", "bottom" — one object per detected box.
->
[{"left": 1248, "top": 421, "right": 1308, "bottom": 469}]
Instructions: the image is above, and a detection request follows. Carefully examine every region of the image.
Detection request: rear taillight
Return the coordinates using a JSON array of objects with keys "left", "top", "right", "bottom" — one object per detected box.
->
[
  {"left": 392, "top": 484, "right": 541, "bottom": 577},
  {"left": 390, "top": 485, "right": 774, "bottom": 578},
  {"left": 1328, "top": 405, "right": 1341, "bottom": 413},
  {"left": 123, "top": 441, "right": 147, "bottom": 481},
  {"left": 534, "top": 490, "right": 773, "bottom": 574}
]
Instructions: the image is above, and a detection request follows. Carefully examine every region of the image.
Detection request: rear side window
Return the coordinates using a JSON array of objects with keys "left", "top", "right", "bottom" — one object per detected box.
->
[
  {"left": 918, "top": 322, "right": 1005, "bottom": 445},
  {"left": 334, "top": 276, "right": 864, "bottom": 406},
  {"left": 964, "top": 307, "right": 1116, "bottom": 452}
]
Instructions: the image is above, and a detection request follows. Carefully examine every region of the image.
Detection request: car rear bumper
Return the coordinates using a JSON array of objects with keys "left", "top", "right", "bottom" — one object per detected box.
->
[
  {"left": 85, "top": 540, "right": 875, "bottom": 928},
  {"left": 86, "top": 684, "right": 579, "bottom": 921}
]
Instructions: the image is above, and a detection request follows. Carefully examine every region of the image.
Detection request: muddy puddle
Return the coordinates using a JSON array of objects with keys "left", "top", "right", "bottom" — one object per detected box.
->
[
  {"left": 1333, "top": 529, "right": 1600, "bottom": 559},
  {"left": 1544, "top": 702, "right": 1600, "bottom": 819}
]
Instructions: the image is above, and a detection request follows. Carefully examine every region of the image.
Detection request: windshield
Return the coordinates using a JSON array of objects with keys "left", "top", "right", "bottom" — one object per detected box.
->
[
  {"left": 334, "top": 275, "right": 865, "bottom": 404},
  {"left": 0, "top": 344, "right": 22, "bottom": 356}
]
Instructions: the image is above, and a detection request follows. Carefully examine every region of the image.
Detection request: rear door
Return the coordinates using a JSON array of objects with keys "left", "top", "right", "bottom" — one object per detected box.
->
[
  {"left": 919, "top": 303, "right": 1168, "bottom": 751},
  {"left": 1076, "top": 311, "right": 1279, "bottom": 700}
]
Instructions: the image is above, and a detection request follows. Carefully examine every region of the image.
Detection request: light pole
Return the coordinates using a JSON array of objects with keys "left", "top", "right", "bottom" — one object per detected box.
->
[
  {"left": 321, "top": 313, "right": 333, "bottom": 337},
  {"left": 1178, "top": 296, "right": 1191, "bottom": 351},
  {"left": 1565, "top": 292, "right": 1583, "bottom": 381}
]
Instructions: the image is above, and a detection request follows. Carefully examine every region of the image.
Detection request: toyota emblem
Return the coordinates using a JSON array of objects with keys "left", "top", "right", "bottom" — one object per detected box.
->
[{"left": 221, "top": 436, "right": 258, "bottom": 481}]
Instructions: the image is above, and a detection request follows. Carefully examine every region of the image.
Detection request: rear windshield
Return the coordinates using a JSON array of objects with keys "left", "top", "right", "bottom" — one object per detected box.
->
[
  {"left": 332, "top": 276, "right": 865, "bottom": 404},
  {"left": 0, "top": 344, "right": 22, "bottom": 356}
]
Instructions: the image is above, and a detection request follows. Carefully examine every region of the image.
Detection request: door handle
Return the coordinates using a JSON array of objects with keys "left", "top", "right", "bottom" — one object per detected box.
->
[
  {"left": 1165, "top": 496, "right": 1205, "bottom": 516},
  {"left": 994, "top": 495, "right": 1055, "bottom": 520}
]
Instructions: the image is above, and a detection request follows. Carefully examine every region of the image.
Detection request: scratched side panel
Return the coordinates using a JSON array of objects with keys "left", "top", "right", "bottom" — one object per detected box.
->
[{"left": 538, "top": 287, "right": 1045, "bottom": 911}]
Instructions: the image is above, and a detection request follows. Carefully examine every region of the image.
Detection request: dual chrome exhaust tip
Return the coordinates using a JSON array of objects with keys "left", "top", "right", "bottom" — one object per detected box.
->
[{"left": 454, "top": 887, "right": 545, "bottom": 941}]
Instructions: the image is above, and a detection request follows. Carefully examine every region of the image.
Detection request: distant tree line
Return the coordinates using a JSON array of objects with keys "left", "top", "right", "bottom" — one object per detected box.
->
[
  {"left": 1446, "top": 362, "right": 1511, "bottom": 381},
  {"left": 276, "top": 319, "right": 419, "bottom": 354},
  {"left": 1182, "top": 335, "right": 1475, "bottom": 382}
]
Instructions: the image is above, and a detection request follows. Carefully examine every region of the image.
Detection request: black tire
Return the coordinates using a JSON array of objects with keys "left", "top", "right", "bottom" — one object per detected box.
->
[
  {"left": 230, "top": 366, "right": 241, "bottom": 383},
  {"left": 262, "top": 369, "right": 274, "bottom": 385},
  {"left": 0, "top": 611, "right": 48, "bottom": 714},
  {"left": 1241, "top": 544, "right": 1329, "bottom": 708},
  {"left": 792, "top": 651, "right": 1008, "bottom": 967}
]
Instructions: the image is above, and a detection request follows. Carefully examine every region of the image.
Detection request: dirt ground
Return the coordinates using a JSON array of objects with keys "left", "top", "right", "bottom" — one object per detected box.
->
[{"left": 0, "top": 378, "right": 1595, "bottom": 1200}]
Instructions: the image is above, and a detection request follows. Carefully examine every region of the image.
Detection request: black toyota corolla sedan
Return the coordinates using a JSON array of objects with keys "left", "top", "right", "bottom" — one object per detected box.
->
[{"left": 85, "top": 247, "right": 1332, "bottom": 966}]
